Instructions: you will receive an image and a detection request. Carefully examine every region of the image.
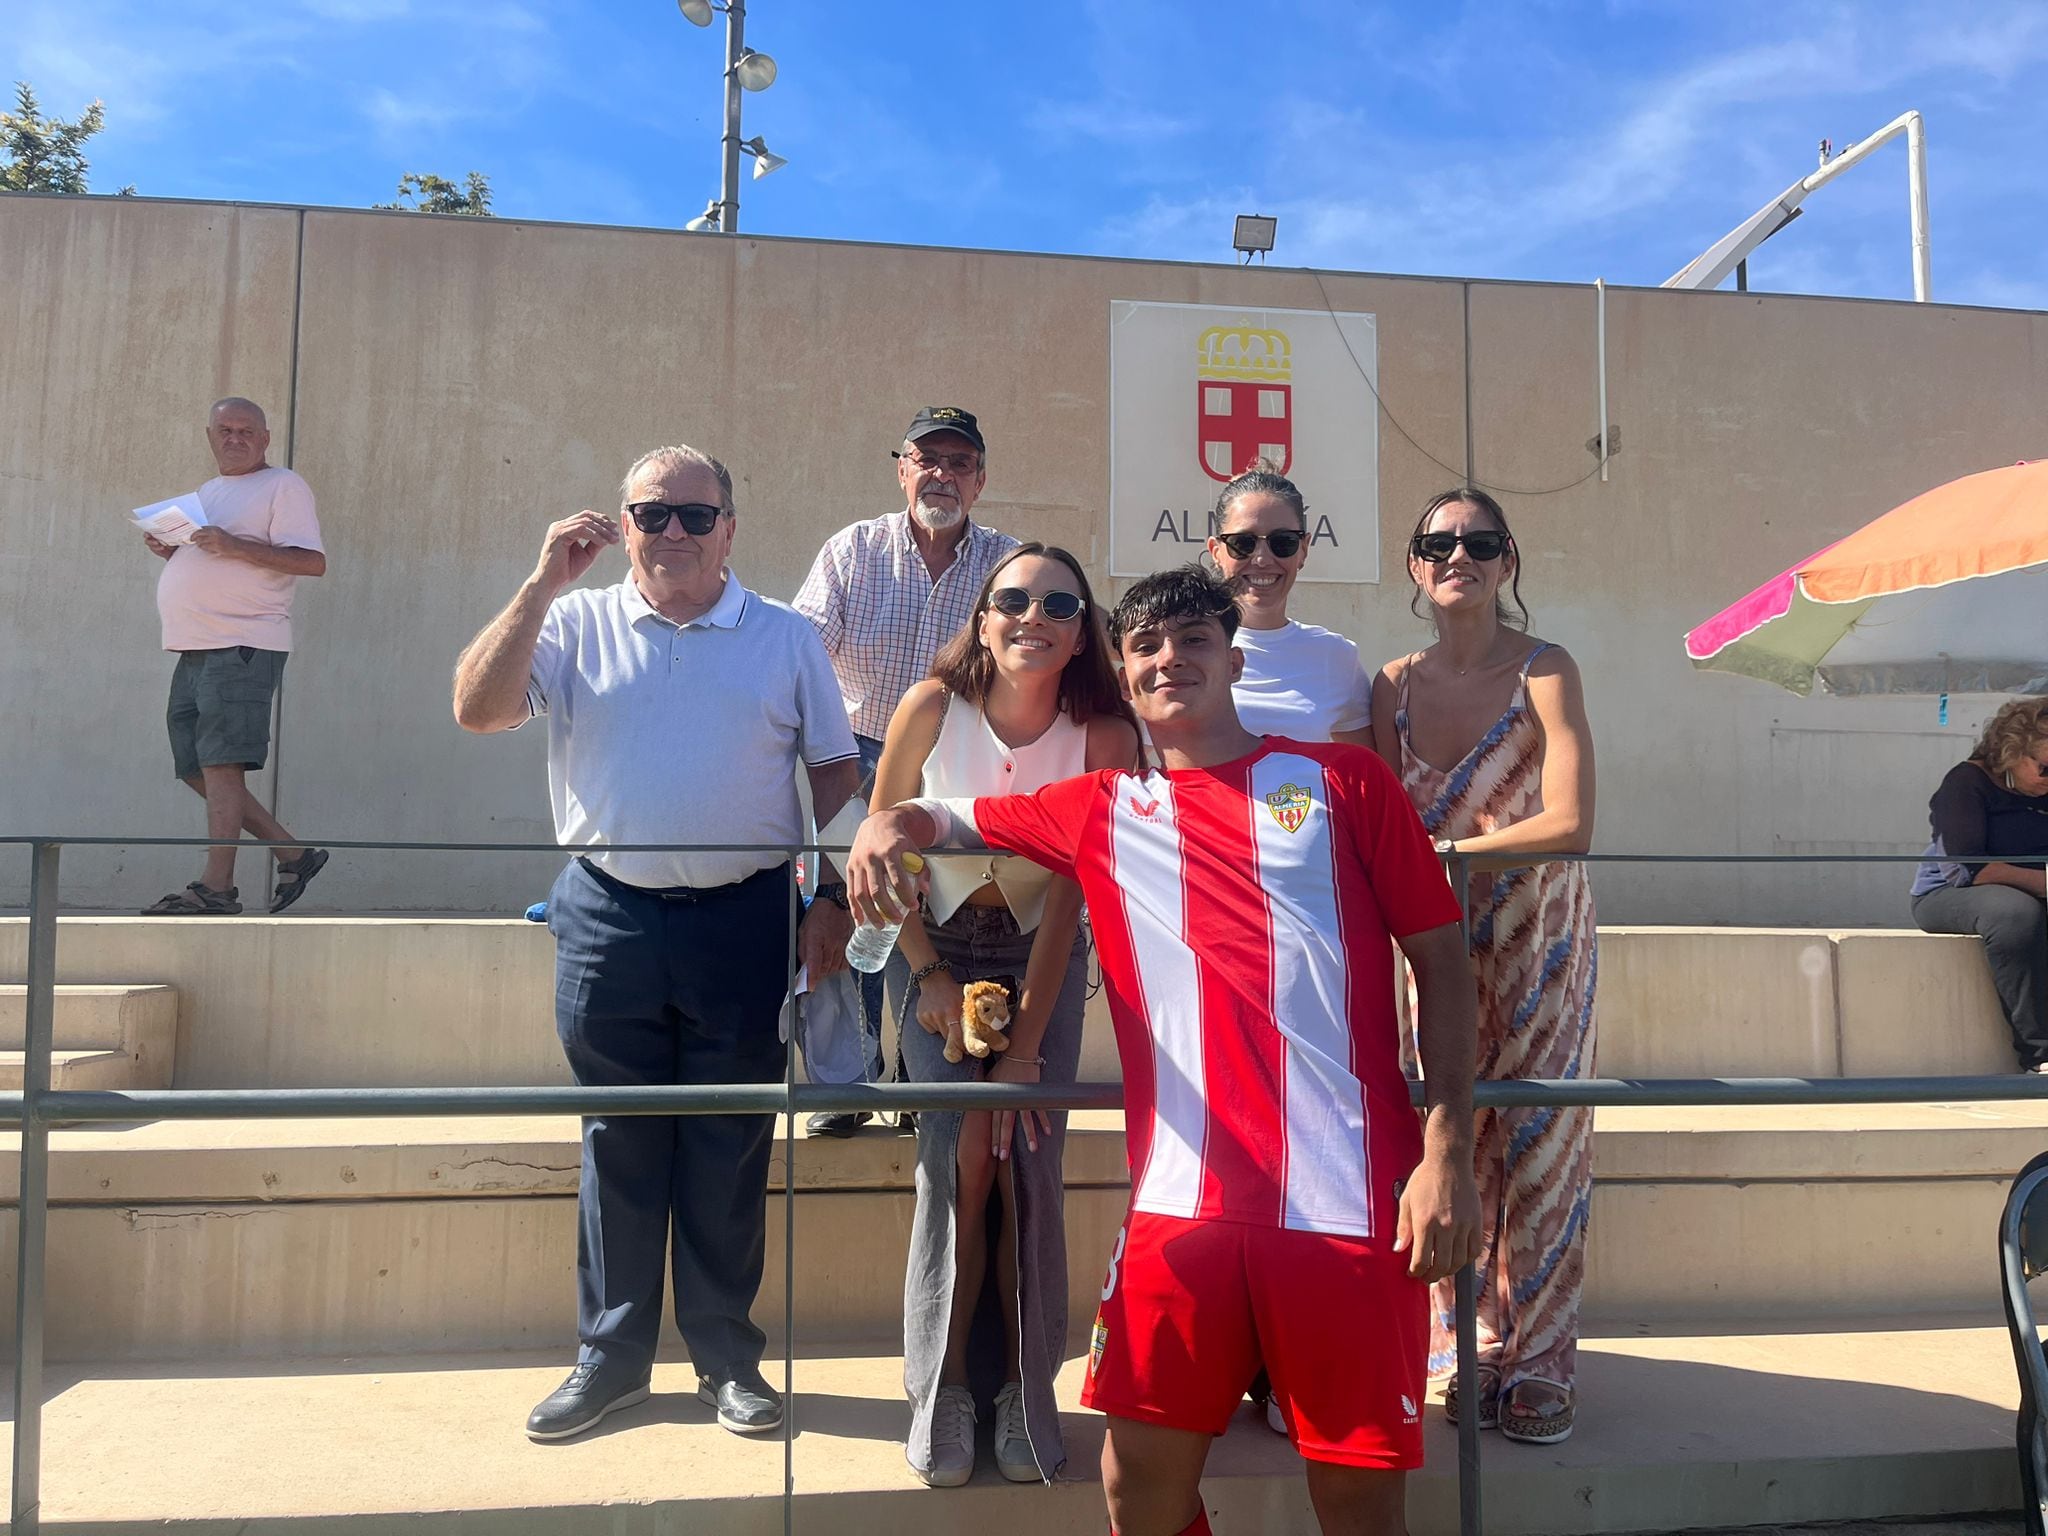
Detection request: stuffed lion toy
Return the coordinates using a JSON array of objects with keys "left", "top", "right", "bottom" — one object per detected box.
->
[{"left": 951, "top": 979, "right": 1014, "bottom": 1064}]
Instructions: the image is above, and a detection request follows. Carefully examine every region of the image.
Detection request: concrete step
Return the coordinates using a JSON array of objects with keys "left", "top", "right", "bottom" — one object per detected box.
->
[
  {"left": 0, "top": 982, "right": 177, "bottom": 1092},
  {"left": 0, "top": 1048, "right": 160, "bottom": 1090},
  {"left": 0, "top": 918, "right": 2019, "bottom": 1089},
  {"left": 1, "top": 1104, "right": 2042, "bottom": 1361},
  {"left": 0, "top": 1319, "right": 2022, "bottom": 1533},
  {"left": 0, "top": 981, "right": 176, "bottom": 1059}
]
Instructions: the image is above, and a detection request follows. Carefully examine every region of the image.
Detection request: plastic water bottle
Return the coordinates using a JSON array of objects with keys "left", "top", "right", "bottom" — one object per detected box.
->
[
  {"left": 523, "top": 902, "right": 548, "bottom": 923},
  {"left": 844, "top": 852, "right": 926, "bottom": 973}
]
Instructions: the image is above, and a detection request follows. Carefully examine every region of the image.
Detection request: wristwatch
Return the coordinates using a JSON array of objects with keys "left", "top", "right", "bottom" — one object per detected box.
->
[
  {"left": 1433, "top": 838, "right": 1459, "bottom": 856},
  {"left": 811, "top": 880, "right": 849, "bottom": 911}
]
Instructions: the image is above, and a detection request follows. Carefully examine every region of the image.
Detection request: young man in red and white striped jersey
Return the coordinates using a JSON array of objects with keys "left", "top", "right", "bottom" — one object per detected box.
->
[{"left": 848, "top": 565, "right": 1479, "bottom": 1536}]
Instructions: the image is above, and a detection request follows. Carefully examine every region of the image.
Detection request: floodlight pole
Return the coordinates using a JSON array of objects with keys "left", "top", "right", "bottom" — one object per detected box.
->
[
  {"left": 719, "top": 0, "right": 746, "bottom": 234},
  {"left": 1665, "top": 109, "right": 1930, "bottom": 301}
]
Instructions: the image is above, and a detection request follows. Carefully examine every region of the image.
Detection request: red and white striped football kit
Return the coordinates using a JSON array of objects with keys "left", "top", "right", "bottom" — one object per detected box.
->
[{"left": 957, "top": 738, "right": 1463, "bottom": 1466}]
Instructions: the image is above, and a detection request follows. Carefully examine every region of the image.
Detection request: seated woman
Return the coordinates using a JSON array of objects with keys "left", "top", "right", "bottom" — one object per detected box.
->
[
  {"left": 1910, "top": 697, "right": 2048, "bottom": 1070},
  {"left": 869, "top": 543, "right": 1140, "bottom": 1488}
]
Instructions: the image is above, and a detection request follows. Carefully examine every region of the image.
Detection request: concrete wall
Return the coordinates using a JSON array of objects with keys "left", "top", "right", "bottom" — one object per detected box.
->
[{"left": 4, "top": 194, "right": 2044, "bottom": 920}]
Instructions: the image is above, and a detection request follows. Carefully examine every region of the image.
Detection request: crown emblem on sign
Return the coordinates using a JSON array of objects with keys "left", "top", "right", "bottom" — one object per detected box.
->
[{"left": 1196, "top": 325, "right": 1292, "bottom": 382}]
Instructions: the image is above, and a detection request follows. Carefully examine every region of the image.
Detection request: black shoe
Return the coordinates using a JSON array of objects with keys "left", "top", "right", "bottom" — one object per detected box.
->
[
  {"left": 895, "top": 1110, "right": 918, "bottom": 1136},
  {"left": 698, "top": 1367, "right": 784, "bottom": 1434},
  {"left": 525, "top": 1359, "right": 652, "bottom": 1441},
  {"left": 805, "top": 1111, "right": 871, "bottom": 1138}
]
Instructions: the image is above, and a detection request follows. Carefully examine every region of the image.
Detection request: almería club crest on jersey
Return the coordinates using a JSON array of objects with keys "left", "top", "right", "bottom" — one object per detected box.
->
[{"left": 1264, "top": 782, "right": 1311, "bottom": 834}]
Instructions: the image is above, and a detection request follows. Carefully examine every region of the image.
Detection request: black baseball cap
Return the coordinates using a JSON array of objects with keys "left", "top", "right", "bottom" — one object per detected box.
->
[{"left": 902, "top": 405, "right": 985, "bottom": 453}]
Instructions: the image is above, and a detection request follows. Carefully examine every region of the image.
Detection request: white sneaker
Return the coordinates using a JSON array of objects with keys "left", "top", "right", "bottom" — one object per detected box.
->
[
  {"left": 992, "top": 1381, "right": 1039, "bottom": 1482},
  {"left": 1265, "top": 1396, "right": 1288, "bottom": 1436},
  {"left": 918, "top": 1384, "right": 976, "bottom": 1487}
]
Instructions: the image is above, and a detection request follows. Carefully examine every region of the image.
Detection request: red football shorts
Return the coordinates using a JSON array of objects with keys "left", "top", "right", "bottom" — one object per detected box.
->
[{"left": 1082, "top": 1209, "right": 1427, "bottom": 1469}]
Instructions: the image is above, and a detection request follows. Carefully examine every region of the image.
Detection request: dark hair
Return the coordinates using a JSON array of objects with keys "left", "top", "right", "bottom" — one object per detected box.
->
[
  {"left": 1406, "top": 487, "right": 1529, "bottom": 630},
  {"left": 1213, "top": 456, "right": 1307, "bottom": 532},
  {"left": 929, "top": 543, "right": 1134, "bottom": 727},
  {"left": 1108, "top": 564, "right": 1242, "bottom": 650}
]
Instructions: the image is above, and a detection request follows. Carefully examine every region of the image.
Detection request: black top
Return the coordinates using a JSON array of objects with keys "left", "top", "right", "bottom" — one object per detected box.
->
[{"left": 1926, "top": 761, "right": 2048, "bottom": 883}]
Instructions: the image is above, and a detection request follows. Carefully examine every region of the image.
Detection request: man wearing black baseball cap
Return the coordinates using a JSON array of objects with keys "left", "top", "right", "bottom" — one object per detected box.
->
[{"left": 792, "top": 408, "right": 1018, "bottom": 1135}]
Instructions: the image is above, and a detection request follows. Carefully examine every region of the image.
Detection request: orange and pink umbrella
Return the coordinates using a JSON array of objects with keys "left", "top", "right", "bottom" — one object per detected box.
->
[{"left": 1685, "top": 459, "right": 2048, "bottom": 699}]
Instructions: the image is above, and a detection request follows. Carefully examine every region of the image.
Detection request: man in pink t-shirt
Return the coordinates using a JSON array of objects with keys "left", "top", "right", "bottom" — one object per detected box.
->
[{"left": 138, "top": 397, "right": 331, "bottom": 916}]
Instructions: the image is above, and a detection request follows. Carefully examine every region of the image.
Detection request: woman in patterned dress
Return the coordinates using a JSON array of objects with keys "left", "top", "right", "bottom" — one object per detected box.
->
[{"left": 1371, "top": 488, "right": 1597, "bottom": 1445}]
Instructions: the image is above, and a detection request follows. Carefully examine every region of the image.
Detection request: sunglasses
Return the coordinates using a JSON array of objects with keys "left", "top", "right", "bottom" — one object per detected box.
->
[
  {"left": 893, "top": 450, "right": 982, "bottom": 477},
  {"left": 987, "top": 586, "right": 1085, "bottom": 621},
  {"left": 627, "top": 501, "right": 723, "bottom": 536},
  {"left": 1411, "top": 530, "right": 1510, "bottom": 563},
  {"left": 1214, "top": 529, "right": 1305, "bottom": 561}
]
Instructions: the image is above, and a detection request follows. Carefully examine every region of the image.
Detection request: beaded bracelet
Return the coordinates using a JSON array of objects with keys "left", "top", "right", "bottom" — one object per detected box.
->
[{"left": 909, "top": 958, "right": 950, "bottom": 985}]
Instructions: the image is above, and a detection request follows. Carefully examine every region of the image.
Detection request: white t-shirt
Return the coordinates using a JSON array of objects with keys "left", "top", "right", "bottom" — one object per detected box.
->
[
  {"left": 155, "top": 466, "right": 324, "bottom": 652},
  {"left": 523, "top": 571, "right": 859, "bottom": 890},
  {"left": 1231, "top": 620, "right": 1373, "bottom": 740}
]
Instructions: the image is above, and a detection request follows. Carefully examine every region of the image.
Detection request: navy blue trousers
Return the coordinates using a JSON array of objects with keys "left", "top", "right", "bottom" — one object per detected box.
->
[{"left": 549, "top": 856, "right": 795, "bottom": 1378}]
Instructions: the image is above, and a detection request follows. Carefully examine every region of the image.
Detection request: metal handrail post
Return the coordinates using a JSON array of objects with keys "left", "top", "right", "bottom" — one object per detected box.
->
[
  {"left": 782, "top": 845, "right": 798, "bottom": 1536},
  {"left": 12, "top": 841, "right": 60, "bottom": 1534},
  {"left": 1448, "top": 851, "right": 1481, "bottom": 1536}
]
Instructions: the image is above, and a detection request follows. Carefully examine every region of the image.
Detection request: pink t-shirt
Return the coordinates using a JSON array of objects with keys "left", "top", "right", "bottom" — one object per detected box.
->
[{"left": 155, "top": 466, "right": 323, "bottom": 652}]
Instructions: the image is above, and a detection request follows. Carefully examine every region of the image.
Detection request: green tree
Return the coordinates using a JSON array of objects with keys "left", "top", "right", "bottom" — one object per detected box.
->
[
  {"left": 1, "top": 81, "right": 132, "bottom": 195},
  {"left": 374, "top": 171, "right": 494, "bottom": 216}
]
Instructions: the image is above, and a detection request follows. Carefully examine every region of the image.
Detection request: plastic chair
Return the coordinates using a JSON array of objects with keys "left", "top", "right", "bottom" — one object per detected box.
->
[{"left": 2000, "top": 1148, "right": 2048, "bottom": 1536}]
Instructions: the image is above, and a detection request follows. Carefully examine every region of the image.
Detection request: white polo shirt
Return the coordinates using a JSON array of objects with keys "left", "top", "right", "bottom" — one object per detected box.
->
[{"left": 525, "top": 570, "right": 859, "bottom": 890}]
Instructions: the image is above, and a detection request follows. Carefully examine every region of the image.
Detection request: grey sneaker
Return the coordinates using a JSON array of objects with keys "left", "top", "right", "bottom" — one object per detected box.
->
[
  {"left": 918, "top": 1384, "right": 976, "bottom": 1487},
  {"left": 992, "top": 1381, "right": 1038, "bottom": 1482}
]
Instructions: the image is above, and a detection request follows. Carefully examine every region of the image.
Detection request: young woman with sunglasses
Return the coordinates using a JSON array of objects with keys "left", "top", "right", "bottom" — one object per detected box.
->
[
  {"left": 868, "top": 543, "right": 1140, "bottom": 1488},
  {"left": 1204, "top": 459, "right": 1374, "bottom": 747},
  {"left": 1371, "top": 488, "right": 1597, "bottom": 1447}
]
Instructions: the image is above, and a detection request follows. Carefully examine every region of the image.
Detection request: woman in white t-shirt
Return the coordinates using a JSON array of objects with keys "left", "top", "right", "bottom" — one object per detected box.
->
[
  {"left": 870, "top": 543, "right": 1140, "bottom": 1490},
  {"left": 1204, "top": 458, "right": 1374, "bottom": 747}
]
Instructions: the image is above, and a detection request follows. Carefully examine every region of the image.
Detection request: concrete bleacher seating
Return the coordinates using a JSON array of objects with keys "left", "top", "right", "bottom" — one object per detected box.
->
[{"left": 0, "top": 915, "right": 2032, "bottom": 1532}]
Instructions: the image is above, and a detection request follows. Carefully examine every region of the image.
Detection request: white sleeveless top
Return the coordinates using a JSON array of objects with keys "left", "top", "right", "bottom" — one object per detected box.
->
[{"left": 921, "top": 695, "right": 1088, "bottom": 930}]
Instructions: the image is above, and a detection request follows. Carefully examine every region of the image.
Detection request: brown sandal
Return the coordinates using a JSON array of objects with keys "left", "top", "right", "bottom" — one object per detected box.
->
[
  {"left": 1500, "top": 1382, "right": 1575, "bottom": 1444},
  {"left": 140, "top": 882, "right": 242, "bottom": 916},
  {"left": 269, "top": 848, "right": 330, "bottom": 913},
  {"left": 1441, "top": 1367, "right": 1500, "bottom": 1429}
]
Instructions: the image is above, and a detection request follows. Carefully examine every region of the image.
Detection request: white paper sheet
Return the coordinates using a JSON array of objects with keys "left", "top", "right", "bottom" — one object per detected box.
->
[{"left": 131, "top": 492, "right": 210, "bottom": 545}]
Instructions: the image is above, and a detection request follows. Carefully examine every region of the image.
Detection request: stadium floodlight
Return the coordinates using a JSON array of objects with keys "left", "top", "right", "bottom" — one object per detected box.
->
[
  {"left": 736, "top": 48, "right": 777, "bottom": 91},
  {"left": 1233, "top": 214, "right": 1277, "bottom": 265},
  {"left": 684, "top": 200, "right": 722, "bottom": 232},
  {"left": 741, "top": 137, "right": 787, "bottom": 180},
  {"left": 674, "top": 1, "right": 784, "bottom": 233}
]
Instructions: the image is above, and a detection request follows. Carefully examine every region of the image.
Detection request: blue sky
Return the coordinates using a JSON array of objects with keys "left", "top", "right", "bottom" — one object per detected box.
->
[{"left": 9, "top": 0, "right": 2046, "bottom": 309}]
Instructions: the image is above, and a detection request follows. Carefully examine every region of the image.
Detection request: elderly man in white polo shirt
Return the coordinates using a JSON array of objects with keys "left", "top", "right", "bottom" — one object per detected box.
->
[{"left": 454, "top": 443, "right": 860, "bottom": 1443}]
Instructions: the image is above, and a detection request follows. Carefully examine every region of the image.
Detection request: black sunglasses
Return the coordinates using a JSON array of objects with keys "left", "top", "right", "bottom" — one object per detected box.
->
[
  {"left": 987, "top": 586, "right": 1085, "bottom": 621},
  {"left": 627, "top": 501, "right": 723, "bottom": 536},
  {"left": 1214, "top": 529, "right": 1305, "bottom": 561},
  {"left": 1411, "top": 529, "right": 1510, "bottom": 563}
]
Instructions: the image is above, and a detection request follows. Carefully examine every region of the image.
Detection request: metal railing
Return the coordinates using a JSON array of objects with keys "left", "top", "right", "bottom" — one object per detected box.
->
[{"left": 1, "top": 835, "right": 2038, "bottom": 1536}]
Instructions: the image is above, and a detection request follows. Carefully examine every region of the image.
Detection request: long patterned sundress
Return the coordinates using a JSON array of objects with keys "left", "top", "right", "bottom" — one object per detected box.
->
[{"left": 1396, "top": 642, "right": 1598, "bottom": 1406}]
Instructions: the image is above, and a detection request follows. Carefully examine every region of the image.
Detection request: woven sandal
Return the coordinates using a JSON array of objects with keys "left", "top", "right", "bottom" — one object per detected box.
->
[
  {"left": 140, "top": 882, "right": 242, "bottom": 916},
  {"left": 1441, "top": 1367, "right": 1500, "bottom": 1430},
  {"left": 1500, "top": 1382, "right": 1575, "bottom": 1445},
  {"left": 269, "top": 848, "right": 330, "bottom": 913}
]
